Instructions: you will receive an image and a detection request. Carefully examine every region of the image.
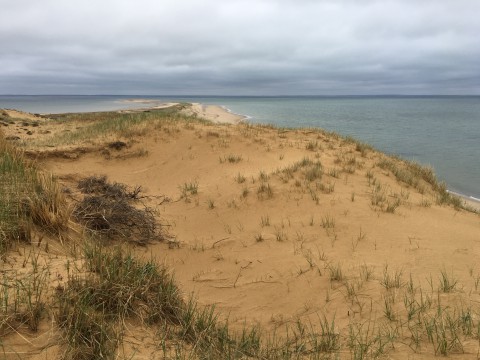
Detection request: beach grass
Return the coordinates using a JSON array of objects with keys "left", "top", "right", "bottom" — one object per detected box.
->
[
  {"left": 30, "top": 104, "right": 202, "bottom": 148},
  {"left": 0, "top": 131, "right": 69, "bottom": 254}
]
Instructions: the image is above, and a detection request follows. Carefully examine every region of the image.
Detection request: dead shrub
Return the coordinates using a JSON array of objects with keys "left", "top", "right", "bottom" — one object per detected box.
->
[
  {"left": 74, "top": 176, "right": 160, "bottom": 245},
  {"left": 77, "top": 175, "right": 141, "bottom": 200}
]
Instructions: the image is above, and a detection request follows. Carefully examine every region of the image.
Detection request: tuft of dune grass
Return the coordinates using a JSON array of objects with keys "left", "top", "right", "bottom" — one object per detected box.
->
[{"left": 0, "top": 130, "right": 70, "bottom": 253}]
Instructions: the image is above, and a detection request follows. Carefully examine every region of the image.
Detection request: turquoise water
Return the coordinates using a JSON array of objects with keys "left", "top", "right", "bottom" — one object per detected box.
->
[{"left": 1, "top": 95, "right": 479, "bottom": 200}]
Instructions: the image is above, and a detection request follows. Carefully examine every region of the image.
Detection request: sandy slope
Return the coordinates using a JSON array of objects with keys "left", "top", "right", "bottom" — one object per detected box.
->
[{"left": 2, "top": 106, "right": 480, "bottom": 358}]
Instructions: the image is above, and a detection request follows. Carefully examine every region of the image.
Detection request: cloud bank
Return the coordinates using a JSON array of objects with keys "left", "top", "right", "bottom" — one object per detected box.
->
[{"left": 1, "top": 0, "right": 479, "bottom": 95}]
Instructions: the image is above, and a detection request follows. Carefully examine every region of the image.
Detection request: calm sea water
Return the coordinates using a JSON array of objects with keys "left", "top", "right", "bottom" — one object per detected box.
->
[{"left": 1, "top": 95, "right": 479, "bottom": 200}]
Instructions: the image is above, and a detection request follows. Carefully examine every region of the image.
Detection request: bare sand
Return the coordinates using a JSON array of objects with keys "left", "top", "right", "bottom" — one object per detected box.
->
[
  {"left": 119, "top": 100, "right": 180, "bottom": 112},
  {"left": 183, "top": 103, "right": 247, "bottom": 124},
  {"left": 2, "top": 105, "right": 480, "bottom": 359}
]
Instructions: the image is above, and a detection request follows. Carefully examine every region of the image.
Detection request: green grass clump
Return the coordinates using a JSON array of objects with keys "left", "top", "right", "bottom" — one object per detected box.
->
[
  {"left": 0, "top": 132, "right": 69, "bottom": 254},
  {"left": 304, "top": 162, "right": 323, "bottom": 182},
  {"left": 179, "top": 181, "right": 199, "bottom": 200},
  {"left": 439, "top": 269, "right": 458, "bottom": 293},
  {"left": 220, "top": 154, "right": 243, "bottom": 164},
  {"left": 380, "top": 266, "right": 403, "bottom": 290},
  {"left": 321, "top": 214, "right": 335, "bottom": 229},
  {"left": 257, "top": 182, "right": 273, "bottom": 200},
  {"left": 329, "top": 263, "right": 343, "bottom": 281},
  {"left": 57, "top": 286, "right": 119, "bottom": 360},
  {"left": 305, "top": 140, "right": 319, "bottom": 151},
  {"left": 57, "top": 244, "right": 184, "bottom": 359},
  {"left": 0, "top": 251, "right": 49, "bottom": 335},
  {"left": 235, "top": 173, "right": 246, "bottom": 184}
]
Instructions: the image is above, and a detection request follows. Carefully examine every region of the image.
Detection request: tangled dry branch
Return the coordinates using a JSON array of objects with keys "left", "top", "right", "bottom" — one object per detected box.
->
[{"left": 74, "top": 176, "right": 161, "bottom": 245}]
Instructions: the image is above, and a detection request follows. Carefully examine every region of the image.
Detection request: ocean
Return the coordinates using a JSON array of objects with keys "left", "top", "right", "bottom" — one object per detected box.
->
[{"left": 1, "top": 95, "right": 479, "bottom": 201}]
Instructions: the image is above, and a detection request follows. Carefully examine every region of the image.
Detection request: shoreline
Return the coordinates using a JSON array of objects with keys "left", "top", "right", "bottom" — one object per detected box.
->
[
  {"left": 447, "top": 190, "right": 480, "bottom": 211},
  {"left": 121, "top": 98, "right": 248, "bottom": 124},
  {"left": 182, "top": 102, "right": 248, "bottom": 124}
]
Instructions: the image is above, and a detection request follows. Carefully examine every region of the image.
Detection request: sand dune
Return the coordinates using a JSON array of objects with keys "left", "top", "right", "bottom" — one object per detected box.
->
[{"left": 1, "top": 105, "right": 479, "bottom": 358}]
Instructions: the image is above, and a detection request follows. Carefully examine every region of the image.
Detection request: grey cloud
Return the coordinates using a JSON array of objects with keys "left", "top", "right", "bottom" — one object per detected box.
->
[{"left": 1, "top": 0, "right": 479, "bottom": 94}]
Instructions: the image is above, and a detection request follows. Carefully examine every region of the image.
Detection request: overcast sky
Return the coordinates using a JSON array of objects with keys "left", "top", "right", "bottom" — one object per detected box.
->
[{"left": 1, "top": 0, "right": 479, "bottom": 95}]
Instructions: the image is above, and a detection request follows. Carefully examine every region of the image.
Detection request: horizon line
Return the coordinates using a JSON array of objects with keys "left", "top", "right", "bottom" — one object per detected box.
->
[{"left": 2, "top": 94, "right": 480, "bottom": 97}]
